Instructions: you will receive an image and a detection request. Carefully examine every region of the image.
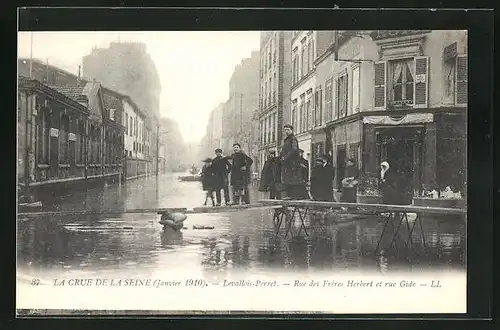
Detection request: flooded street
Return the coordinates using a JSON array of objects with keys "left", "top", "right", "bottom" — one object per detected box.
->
[{"left": 17, "top": 173, "right": 466, "bottom": 283}]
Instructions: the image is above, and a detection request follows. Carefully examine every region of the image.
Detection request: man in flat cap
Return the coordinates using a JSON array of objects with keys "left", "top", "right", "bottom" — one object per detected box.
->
[{"left": 278, "top": 124, "right": 303, "bottom": 200}]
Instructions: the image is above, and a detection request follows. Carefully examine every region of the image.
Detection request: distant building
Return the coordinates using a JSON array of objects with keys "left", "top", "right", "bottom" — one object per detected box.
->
[
  {"left": 220, "top": 50, "right": 260, "bottom": 165},
  {"left": 258, "top": 31, "right": 293, "bottom": 173}
]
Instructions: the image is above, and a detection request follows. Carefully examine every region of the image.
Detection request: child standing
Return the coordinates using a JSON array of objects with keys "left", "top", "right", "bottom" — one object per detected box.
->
[{"left": 201, "top": 158, "right": 216, "bottom": 206}]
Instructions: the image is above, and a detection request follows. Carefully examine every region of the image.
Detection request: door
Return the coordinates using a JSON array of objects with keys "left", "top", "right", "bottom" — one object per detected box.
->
[
  {"left": 385, "top": 139, "right": 414, "bottom": 204},
  {"left": 336, "top": 146, "right": 346, "bottom": 189}
]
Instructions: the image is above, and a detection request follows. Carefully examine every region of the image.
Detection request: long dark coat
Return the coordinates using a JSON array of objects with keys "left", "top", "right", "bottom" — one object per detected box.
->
[
  {"left": 229, "top": 152, "right": 253, "bottom": 188},
  {"left": 380, "top": 169, "right": 400, "bottom": 205},
  {"left": 259, "top": 157, "right": 281, "bottom": 192},
  {"left": 201, "top": 164, "right": 216, "bottom": 191},
  {"left": 211, "top": 155, "right": 231, "bottom": 189},
  {"left": 310, "top": 163, "right": 334, "bottom": 202},
  {"left": 279, "top": 134, "right": 303, "bottom": 186}
]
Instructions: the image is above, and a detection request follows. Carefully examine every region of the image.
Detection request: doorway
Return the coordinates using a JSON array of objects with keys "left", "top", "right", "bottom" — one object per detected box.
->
[{"left": 336, "top": 145, "right": 346, "bottom": 189}]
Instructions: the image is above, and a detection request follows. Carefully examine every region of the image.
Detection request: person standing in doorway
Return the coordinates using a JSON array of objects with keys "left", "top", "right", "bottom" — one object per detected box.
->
[
  {"left": 297, "top": 149, "right": 310, "bottom": 199},
  {"left": 229, "top": 143, "right": 253, "bottom": 205},
  {"left": 279, "top": 124, "right": 303, "bottom": 200},
  {"left": 379, "top": 161, "right": 399, "bottom": 205},
  {"left": 211, "top": 148, "right": 231, "bottom": 206},
  {"left": 310, "top": 155, "right": 335, "bottom": 202},
  {"left": 340, "top": 158, "right": 359, "bottom": 203},
  {"left": 259, "top": 150, "right": 281, "bottom": 199}
]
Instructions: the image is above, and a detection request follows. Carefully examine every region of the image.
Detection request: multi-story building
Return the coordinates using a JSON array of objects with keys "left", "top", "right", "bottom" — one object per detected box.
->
[
  {"left": 222, "top": 50, "right": 260, "bottom": 162},
  {"left": 290, "top": 31, "right": 317, "bottom": 178},
  {"left": 258, "top": 31, "right": 292, "bottom": 173},
  {"left": 82, "top": 42, "right": 161, "bottom": 118},
  {"left": 314, "top": 30, "right": 467, "bottom": 198}
]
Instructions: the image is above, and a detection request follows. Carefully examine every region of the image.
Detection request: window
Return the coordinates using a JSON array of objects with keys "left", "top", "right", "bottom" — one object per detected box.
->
[
  {"left": 291, "top": 99, "right": 297, "bottom": 131},
  {"left": 306, "top": 90, "right": 312, "bottom": 130},
  {"left": 314, "top": 85, "right": 323, "bottom": 126},
  {"left": 37, "top": 108, "right": 50, "bottom": 164},
  {"left": 125, "top": 113, "right": 129, "bottom": 135},
  {"left": 300, "top": 39, "right": 306, "bottom": 78},
  {"left": 60, "top": 115, "right": 70, "bottom": 164},
  {"left": 268, "top": 44, "right": 272, "bottom": 69},
  {"left": 267, "top": 115, "right": 271, "bottom": 143},
  {"left": 299, "top": 94, "right": 306, "bottom": 132},
  {"left": 337, "top": 73, "right": 348, "bottom": 118},
  {"left": 389, "top": 58, "right": 414, "bottom": 105},
  {"left": 292, "top": 48, "right": 299, "bottom": 84},
  {"left": 268, "top": 77, "right": 272, "bottom": 105},
  {"left": 273, "top": 72, "right": 277, "bottom": 102},
  {"left": 325, "top": 79, "right": 333, "bottom": 122},
  {"left": 272, "top": 113, "right": 276, "bottom": 142},
  {"left": 304, "top": 42, "right": 309, "bottom": 75},
  {"left": 349, "top": 143, "right": 360, "bottom": 169},
  {"left": 129, "top": 116, "right": 133, "bottom": 136},
  {"left": 352, "top": 65, "right": 360, "bottom": 114},
  {"left": 307, "top": 38, "right": 314, "bottom": 71},
  {"left": 264, "top": 82, "right": 268, "bottom": 108}
]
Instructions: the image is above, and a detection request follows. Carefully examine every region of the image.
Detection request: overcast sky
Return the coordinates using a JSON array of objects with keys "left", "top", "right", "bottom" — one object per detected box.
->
[{"left": 17, "top": 31, "right": 260, "bottom": 143}]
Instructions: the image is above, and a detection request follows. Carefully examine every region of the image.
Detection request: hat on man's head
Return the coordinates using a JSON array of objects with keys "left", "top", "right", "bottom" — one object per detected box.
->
[
  {"left": 215, "top": 148, "right": 222, "bottom": 153},
  {"left": 299, "top": 149, "right": 304, "bottom": 153},
  {"left": 269, "top": 150, "right": 276, "bottom": 154},
  {"left": 283, "top": 124, "right": 294, "bottom": 130},
  {"left": 202, "top": 158, "right": 212, "bottom": 163}
]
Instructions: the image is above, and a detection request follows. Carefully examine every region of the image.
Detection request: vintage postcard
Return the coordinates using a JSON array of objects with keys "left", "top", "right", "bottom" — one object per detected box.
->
[{"left": 16, "top": 29, "right": 467, "bottom": 315}]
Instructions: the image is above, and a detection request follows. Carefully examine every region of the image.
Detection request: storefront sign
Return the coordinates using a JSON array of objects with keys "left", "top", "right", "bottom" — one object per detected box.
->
[
  {"left": 68, "top": 133, "right": 76, "bottom": 141},
  {"left": 363, "top": 113, "right": 434, "bottom": 125},
  {"left": 415, "top": 74, "right": 426, "bottom": 83},
  {"left": 50, "top": 128, "right": 59, "bottom": 138}
]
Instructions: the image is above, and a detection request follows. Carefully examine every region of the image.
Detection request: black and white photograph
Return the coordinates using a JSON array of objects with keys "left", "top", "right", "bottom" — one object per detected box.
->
[{"left": 17, "top": 27, "right": 468, "bottom": 314}]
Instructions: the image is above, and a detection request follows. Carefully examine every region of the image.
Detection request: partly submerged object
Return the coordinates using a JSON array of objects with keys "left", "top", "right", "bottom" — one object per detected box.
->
[
  {"left": 192, "top": 225, "right": 215, "bottom": 230},
  {"left": 159, "top": 212, "right": 187, "bottom": 231}
]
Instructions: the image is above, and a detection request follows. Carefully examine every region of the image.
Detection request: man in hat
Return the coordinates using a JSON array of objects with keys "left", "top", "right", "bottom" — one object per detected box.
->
[
  {"left": 279, "top": 124, "right": 303, "bottom": 200},
  {"left": 200, "top": 158, "right": 216, "bottom": 206},
  {"left": 211, "top": 148, "right": 231, "bottom": 206},
  {"left": 310, "top": 155, "right": 335, "bottom": 202},
  {"left": 258, "top": 150, "right": 281, "bottom": 199},
  {"left": 228, "top": 143, "right": 253, "bottom": 205}
]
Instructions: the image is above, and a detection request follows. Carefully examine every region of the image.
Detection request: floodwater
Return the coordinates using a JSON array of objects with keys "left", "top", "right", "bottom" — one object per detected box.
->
[{"left": 17, "top": 173, "right": 466, "bottom": 282}]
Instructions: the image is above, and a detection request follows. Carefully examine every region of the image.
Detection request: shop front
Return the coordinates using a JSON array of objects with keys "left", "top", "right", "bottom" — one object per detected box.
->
[{"left": 330, "top": 120, "right": 362, "bottom": 189}]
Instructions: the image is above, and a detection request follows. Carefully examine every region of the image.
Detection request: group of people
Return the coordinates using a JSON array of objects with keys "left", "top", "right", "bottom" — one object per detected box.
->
[
  {"left": 258, "top": 124, "right": 404, "bottom": 206},
  {"left": 200, "top": 143, "right": 254, "bottom": 206},
  {"left": 199, "top": 123, "right": 405, "bottom": 208}
]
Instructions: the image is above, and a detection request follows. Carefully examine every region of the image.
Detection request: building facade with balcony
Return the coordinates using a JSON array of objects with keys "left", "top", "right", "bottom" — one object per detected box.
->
[
  {"left": 258, "top": 31, "right": 292, "bottom": 173},
  {"left": 316, "top": 30, "right": 467, "bottom": 199}
]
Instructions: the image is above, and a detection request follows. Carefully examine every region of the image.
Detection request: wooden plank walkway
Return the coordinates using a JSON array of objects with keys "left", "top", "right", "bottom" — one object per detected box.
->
[
  {"left": 17, "top": 203, "right": 281, "bottom": 218},
  {"left": 258, "top": 199, "right": 466, "bottom": 216}
]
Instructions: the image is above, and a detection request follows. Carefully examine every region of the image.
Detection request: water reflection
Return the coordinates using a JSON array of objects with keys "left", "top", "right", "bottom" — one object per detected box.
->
[{"left": 17, "top": 173, "right": 466, "bottom": 278}]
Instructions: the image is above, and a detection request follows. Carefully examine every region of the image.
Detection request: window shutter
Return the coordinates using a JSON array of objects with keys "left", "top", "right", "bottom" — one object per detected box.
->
[
  {"left": 455, "top": 55, "right": 467, "bottom": 106},
  {"left": 345, "top": 72, "right": 349, "bottom": 117},
  {"left": 373, "top": 61, "right": 387, "bottom": 110},
  {"left": 414, "top": 56, "right": 429, "bottom": 108},
  {"left": 332, "top": 78, "right": 337, "bottom": 120}
]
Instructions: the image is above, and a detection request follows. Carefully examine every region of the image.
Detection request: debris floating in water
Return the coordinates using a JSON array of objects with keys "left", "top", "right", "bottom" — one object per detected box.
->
[
  {"left": 123, "top": 226, "right": 134, "bottom": 230},
  {"left": 192, "top": 225, "right": 215, "bottom": 230}
]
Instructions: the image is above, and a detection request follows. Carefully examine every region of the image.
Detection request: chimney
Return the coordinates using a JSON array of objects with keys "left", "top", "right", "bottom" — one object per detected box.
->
[{"left": 77, "top": 65, "right": 81, "bottom": 81}]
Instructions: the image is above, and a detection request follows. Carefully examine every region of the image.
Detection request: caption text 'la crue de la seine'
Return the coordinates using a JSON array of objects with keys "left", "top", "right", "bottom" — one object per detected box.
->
[{"left": 48, "top": 278, "right": 443, "bottom": 289}]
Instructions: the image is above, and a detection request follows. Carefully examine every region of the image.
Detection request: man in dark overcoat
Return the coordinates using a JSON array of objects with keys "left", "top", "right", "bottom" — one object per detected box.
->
[
  {"left": 310, "top": 156, "right": 335, "bottom": 202},
  {"left": 228, "top": 143, "right": 254, "bottom": 205},
  {"left": 258, "top": 150, "right": 281, "bottom": 199},
  {"left": 279, "top": 124, "right": 304, "bottom": 200},
  {"left": 211, "top": 148, "right": 231, "bottom": 206}
]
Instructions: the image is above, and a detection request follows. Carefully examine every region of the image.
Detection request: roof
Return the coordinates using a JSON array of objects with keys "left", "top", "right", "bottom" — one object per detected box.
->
[{"left": 47, "top": 82, "right": 87, "bottom": 101}]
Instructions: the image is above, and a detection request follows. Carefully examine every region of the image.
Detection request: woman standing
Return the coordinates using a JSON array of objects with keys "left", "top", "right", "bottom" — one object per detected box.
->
[
  {"left": 379, "top": 161, "right": 399, "bottom": 205},
  {"left": 340, "top": 158, "right": 359, "bottom": 203}
]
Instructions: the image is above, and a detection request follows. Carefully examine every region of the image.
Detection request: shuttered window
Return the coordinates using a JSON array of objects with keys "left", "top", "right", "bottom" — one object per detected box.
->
[
  {"left": 455, "top": 55, "right": 467, "bottom": 105},
  {"left": 414, "top": 56, "right": 429, "bottom": 108},
  {"left": 374, "top": 61, "right": 387, "bottom": 110},
  {"left": 325, "top": 79, "right": 333, "bottom": 122}
]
